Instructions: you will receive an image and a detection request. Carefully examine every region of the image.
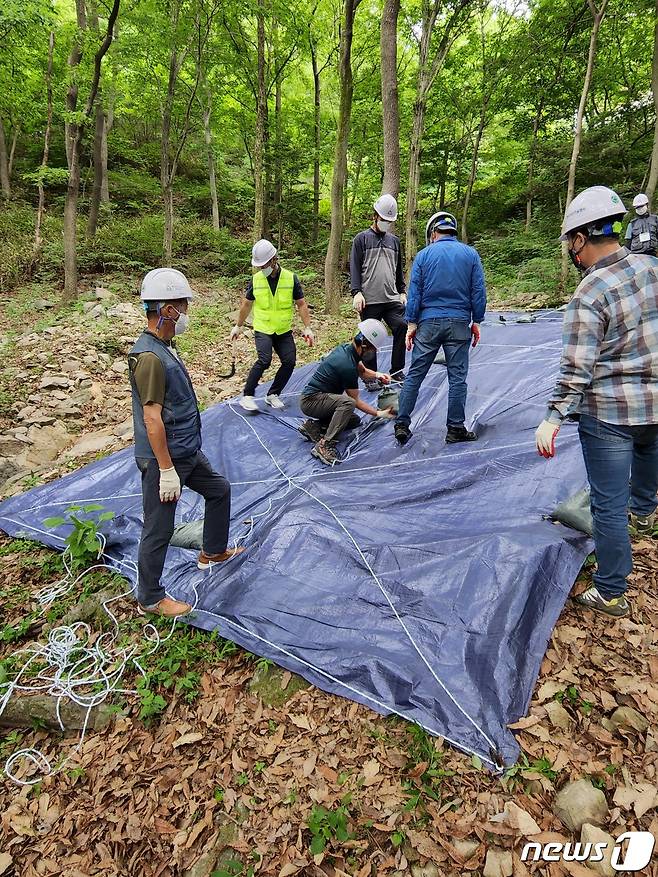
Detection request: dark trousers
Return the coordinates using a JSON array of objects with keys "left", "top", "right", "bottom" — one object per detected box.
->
[
  {"left": 300, "top": 393, "right": 356, "bottom": 442},
  {"left": 360, "top": 302, "right": 407, "bottom": 375},
  {"left": 396, "top": 318, "right": 471, "bottom": 428},
  {"left": 578, "top": 414, "right": 658, "bottom": 598},
  {"left": 244, "top": 330, "right": 296, "bottom": 397},
  {"left": 136, "top": 451, "right": 231, "bottom": 606}
]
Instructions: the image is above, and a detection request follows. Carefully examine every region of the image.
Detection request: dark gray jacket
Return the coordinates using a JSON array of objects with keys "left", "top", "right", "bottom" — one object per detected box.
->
[{"left": 350, "top": 227, "right": 406, "bottom": 305}]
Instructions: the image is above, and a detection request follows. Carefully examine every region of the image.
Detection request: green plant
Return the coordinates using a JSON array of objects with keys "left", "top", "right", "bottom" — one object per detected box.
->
[
  {"left": 0, "top": 730, "right": 23, "bottom": 757},
  {"left": 555, "top": 685, "right": 593, "bottom": 717},
  {"left": 307, "top": 799, "right": 354, "bottom": 855},
  {"left": 401, "top": 725, "right": 454, "bottom": 809},
  {"left": 391, "top": 830, "right": 406, "bottom": 848},
  {"left": 44, "top": 504, "right": 114, "bottom": 571},
  {"left": 212, "top": 860, "right": 254, "bottom": 877},
  {"left": 136, "top": 681, "right": 167, "bottom": 721},
  {"left": 503, "top": 754, "right": 558, "bottom": 789}
]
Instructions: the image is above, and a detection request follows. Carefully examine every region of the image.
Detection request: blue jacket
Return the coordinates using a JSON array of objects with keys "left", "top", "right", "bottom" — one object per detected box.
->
[
  {"left": 405, "top": 237, "right": 487, "bottom": 325},
  {"left": 129, "top": 331, "right": 202, "bottom": 460}
]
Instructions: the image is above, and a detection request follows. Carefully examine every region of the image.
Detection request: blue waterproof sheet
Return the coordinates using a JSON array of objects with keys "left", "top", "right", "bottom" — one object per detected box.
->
[{"left": 0, "top": 312, "right": 591, "bottom": 768}]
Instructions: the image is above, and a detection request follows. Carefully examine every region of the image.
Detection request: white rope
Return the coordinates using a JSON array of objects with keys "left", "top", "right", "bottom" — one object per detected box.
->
[{"left": 227, "top": 401, "right": 501, "bottom": 764}]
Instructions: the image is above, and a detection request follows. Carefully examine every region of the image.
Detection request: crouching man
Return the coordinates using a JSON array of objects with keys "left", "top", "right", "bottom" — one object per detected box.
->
[
  {"left": 129, "top": 268, "right": 244, "bottom": 617},
  {"left": 299, "top": 319, "right": 395, "bottom": 465}
]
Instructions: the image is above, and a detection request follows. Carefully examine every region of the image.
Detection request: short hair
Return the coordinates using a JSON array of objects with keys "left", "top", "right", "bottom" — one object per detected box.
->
[
  {"left": 144, "top": 298, "right": 188, "bottom": 315},
  {"left": 572, "top": 215, "right": 624, "bottom": 243}
]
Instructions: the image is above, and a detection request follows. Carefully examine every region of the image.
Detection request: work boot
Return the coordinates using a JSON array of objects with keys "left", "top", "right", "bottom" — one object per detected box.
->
[
  {"left": 138, "top": 597, "right": 192, "bottom": 618},
  {"left": 346, "top": 414, "right": 362, "bottom": 430},
  {"left": 390, "top": 370, "right": 406, "bottom": 385},
  {"left": 394, "top": 423, "right": 412, "bottom": 446},
  {"left": 311, "top": 438, "right": 339, "bottom": 466},
  {"left": 299, "top": 419, "right": 324, "bottom": 443},
  {"left": 446, "top": 426, "right": 478, "bottom": 444},
  {"left": 198, "top": 546, "right": 245, "bottom": 570},
  {"left": 574, "top": 586, "right": 629, "bottom": 618},
  {"left": 629, "top": 510, "right": 656, "bottom": 534}
]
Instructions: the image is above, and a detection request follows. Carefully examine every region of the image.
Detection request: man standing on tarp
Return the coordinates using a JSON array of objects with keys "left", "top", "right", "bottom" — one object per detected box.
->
[
  {"left": 350, "top": 194, "right": 407, "bottom": 388},
  {"left": 299, "top": 319, "right": 395, "bottom": 465},
  {"left": 625, "top": 194, "right": 658, "bottom": 257},
  {"left": 129, "top": 268, "right": 244, "bottom": 618},
  {"left": 536, "top": 186, "right": 658, "bottom": 618},
  {"left": 394, "top": 211, "right": 487, "bottom": 446},
  {"left": 231, "top": 239, "right": 314, "bottom": 411}
]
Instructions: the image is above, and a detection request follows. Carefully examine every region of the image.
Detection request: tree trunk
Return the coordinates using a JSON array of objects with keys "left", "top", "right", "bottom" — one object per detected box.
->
[
  {"left": 163, "top": 184, "right": 174, "bottom": 265},
  {"left": 0, "top": 117, "right": 10, "bottom": 199},
  {"left": 405, "top": 90, "right": 428, "bottom": 268},
  {"left": 310, "top": 37, "right": 321, "bottom": 243},
  {"left": 461, "top": 102, "right": 487, "bottom": 243},
  {"left": 253, "top": 0, "right": 267, "bottom": 241},
  {"left": 8, "top": 125, "right": 19, "bottom": 182},
  {"left": 324, "top": 0, "right": 360, "bottom": 314},
  {"left": 87, "top": 96, "right": 105, "bottom": 239},
  {"left": 646, "top": 0, "right": 658, "bottom": 202},
  {"left": 34, "top": 31, "right": 55, "bottom": 257},
  {"left": 161, "top": 9, "right": 179, "bottom": 266},
  {"left": 525, "top": 107, "right": 542, "bottom": 231},
  {"left": 101, "top": 114, "right": 110, "bottom": 202},
  {"left": 560, "top": 0, "right": 608, "bottom": 289},
  {"left": 275, "top": 61, "right": 283, "bottom": 249},
  {"left": 203, "top": 94, "right": 220, "bottom": 231},
  {"left": 380, "top": 0, "right": 400, "bottom": 198}
]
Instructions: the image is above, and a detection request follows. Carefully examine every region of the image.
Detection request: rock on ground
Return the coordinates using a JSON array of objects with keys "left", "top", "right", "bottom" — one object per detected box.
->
[{"left": 553, "top": 779, "right": 608, "bottom": 832}]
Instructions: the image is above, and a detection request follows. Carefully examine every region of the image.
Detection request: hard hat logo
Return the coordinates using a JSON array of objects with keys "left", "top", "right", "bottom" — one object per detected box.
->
[
  {"left": 560, "top": 186, "right": 626, "bottom": 241},
  {"left": 374, "top": 194, "right": 398, "bottom": 222},
  {"left": 357, "top": 319, "right": 389, "bottom": 350},
  {"left": 140, "top": 268, "right": 195, "bottom": 301}
]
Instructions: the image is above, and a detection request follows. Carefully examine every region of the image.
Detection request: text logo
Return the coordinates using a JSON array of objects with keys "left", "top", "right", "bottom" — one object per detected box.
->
[{"left": 521, "top": 832, "right": 655, "bottom": 872}]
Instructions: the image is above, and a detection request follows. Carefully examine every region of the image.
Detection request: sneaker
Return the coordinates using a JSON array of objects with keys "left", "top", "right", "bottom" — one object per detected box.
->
[
  {"left": 574, "top": 586, "right": 629, "bottom": 618},
  {"left": 390, "top": 370, "right": 406, "bottom": 385},
  {"left": 395, "top": 423, "right": 412, "bottom": 446},
  {"left": 239, "top": 395, "right": 258, "bottom": 412},
  {"left": 311, "top": 438, "right": 339, "bottom": 465},
  {"left": 299, "top": 419, "right": 324, "bottom": 443},
  {"left": 198, "top": 546, "right": 245, "bottom": 570},
  {"left": 265, "top": 394, "right": 285, "bottom": 409},
  {"left": 138, "top": 597, "right": 192, "bottom": 618},
  {"left": 446, "top": 426, "right": 478, "bottom": 443},
  {"left": 629, "top": 511, "right": 656, "bottom": 534}
]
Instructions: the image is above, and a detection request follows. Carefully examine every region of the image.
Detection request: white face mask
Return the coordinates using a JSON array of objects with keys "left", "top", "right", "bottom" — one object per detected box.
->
[
  {"left": 174, "top": 312, "right": 189, "bottom": 335},
  {"left": 261, "top": 266, "right": 273, "bottom": 278},
  {"left": 636, "top": 205, "right": 649, "bottom": 216},
  {"left": 377, "top": 219, "right": 392, "bottom": 233}
]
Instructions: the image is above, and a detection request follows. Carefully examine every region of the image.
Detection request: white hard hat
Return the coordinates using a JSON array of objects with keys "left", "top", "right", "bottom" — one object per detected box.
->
[
  {"left": 357, "top": 318, "right": 389, "bottom": 349},
  {"left": 140, "top": 268, "right": 194, "bottom": 301},
  {"left": 252, "top": 239, "right": 277, "bottom": 267},
  {"left": 633, "top": 193, "right": 649, "bottom": 208},
  {"left": 425, "top": 211, "right": 457, "bottom": 243},
  {"left": 374, "top": 194, "right": 398, "bottom": 222},
  {"left": 560, "top": 186, "right": 626, "bottom": 240}
]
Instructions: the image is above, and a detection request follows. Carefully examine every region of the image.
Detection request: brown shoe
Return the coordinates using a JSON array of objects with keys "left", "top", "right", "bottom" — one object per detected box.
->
[
  {"left": 138, "top": 597, "right": 192, "bottom": 618},
  {"left": 197, "top": 546, "right": 245, "bottom": 570}
]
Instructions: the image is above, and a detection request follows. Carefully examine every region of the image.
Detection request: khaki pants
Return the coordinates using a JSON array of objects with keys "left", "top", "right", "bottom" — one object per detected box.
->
[{"left": 300, "top": 392, "right": 356, "bottom": 442}]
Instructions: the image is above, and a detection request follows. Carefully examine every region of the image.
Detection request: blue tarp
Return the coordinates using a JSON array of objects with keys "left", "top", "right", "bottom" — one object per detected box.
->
[{"left": 0, "top": 311, "right": 591, "bottom": 768}]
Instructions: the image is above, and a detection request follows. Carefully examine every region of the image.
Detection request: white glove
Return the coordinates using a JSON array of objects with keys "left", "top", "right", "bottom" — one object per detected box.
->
[
  {"left": 535, "top": 420, "right": 560, "bottom": 459},
  {"left": 376, "top": 372, "right": 391, "bottom": 385},
  {"left": 302, "top": 327, "right": 315, "bottom": 346},
  {"left": 230, "top": 325, "right": 244, "bottom": 341},
  {"left": 399, "top": 293, "right": 407, "bottom": 307},
  {"left": 352, "top": 292, "right": 366, "bottom": 312},
  {"left": 159, "top": 467, "right": 181, "bottom": 502},
  {"left": 376, "top": 408, "right": 395, "bottom": 419}
]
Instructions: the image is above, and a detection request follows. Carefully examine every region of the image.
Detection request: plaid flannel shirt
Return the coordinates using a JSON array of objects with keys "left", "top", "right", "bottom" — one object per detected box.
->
[{"left": 547, "top": 248, "right": 658, "bottom": 426}]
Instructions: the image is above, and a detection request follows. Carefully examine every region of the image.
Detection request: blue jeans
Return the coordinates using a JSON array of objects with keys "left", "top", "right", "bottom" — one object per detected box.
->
[
  {"left": 396, "top": 318, "right": 471, "bottom": 428},
  {"left": 578, "top": 414, "right": 658, "bottom": 598}
]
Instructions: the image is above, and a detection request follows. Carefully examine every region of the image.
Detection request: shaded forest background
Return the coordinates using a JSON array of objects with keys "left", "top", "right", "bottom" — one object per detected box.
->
[{"left": 1, "top": 0, "right": 657, "bottom": 309}]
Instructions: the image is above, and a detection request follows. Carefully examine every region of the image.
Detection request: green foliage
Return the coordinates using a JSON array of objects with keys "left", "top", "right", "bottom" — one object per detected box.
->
[
  {"left": 503, "top": 753, "right": 558, "bottom": 790},
  {"left": 212, "top": 860, "right": 254, "bottom": 877},
  {"left": 401, "top": 725, "right": 454, "bottom": 810},
  {"left": 555, "top": 685, "right": 593, "bottom": 717},
  {"left": 44, "top": 504, "right": 114, "bottom": 572},
  {"left": 306, "top": 799, "right": 354, "bottom": 855}
]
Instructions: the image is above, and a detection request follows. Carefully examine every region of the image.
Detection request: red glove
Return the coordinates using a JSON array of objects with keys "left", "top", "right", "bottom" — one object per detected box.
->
[{"left": 471, "top": 323, "right": 480, "bottom": 348}]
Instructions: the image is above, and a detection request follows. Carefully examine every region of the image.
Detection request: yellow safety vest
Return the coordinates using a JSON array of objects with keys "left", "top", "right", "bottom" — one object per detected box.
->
[{"left": 252, "top": 268, "right": 295, "bottom": 335}]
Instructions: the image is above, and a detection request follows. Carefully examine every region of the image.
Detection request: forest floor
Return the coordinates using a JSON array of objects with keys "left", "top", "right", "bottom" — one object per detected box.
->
[{"left": 1, "top": 276, "right": 657, "bottom": 877}]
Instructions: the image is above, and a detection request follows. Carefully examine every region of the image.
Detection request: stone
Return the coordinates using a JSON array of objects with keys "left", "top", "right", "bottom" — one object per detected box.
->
[
  {"left": 111, "top": 359, "right": 127, "bottom": 374},
  {"left": 451, "top": 838, "right": 480, "bottom": 860},
  {"left": 83, "top": 354, "right": 98, "bottom": 365},
  {"left": 64, "top": 432, "right": 115, "bottom": 459},
  {"left": 61, "top": 360, "right": 81, "bottom": 374},
  {"left": 38, "top": 375, "right": 71, "bottom": 390},
  {"left": 0, "top": 457, "right": 20, "bottom": 487},
  {"left": 0, "top": 435, "right": 30, "bottom": 457},
  {"left": 553, "top": 779, "right": 608, "bottom": 832},
  {"left": 22, "top": 421, "right": 70, "bottom": 466},
  {"left": 0, "top": 694, "right": 115, "bottom": 732},
  {"left": 410, "top": 865, "right": 439, "bottom": 877},
  {"left": 84, "top": 303, "right": 106, "bottom": 319},
  {"left": 33, "top": 298, "right": 55, "bottom": 310},
  {"left": 95, "top": 286, "right": 112, "bottom": 300},
  {"left": 249, "top": 663, "right": 310, "bottom": 707},
  {"left": 106, "top": 303, "right": 141, "bottom": 323},
  {"left": 544, "top": 700, "right": 574, "bottom": 730},
  {"left": 113, "top": 416, "right": 133, "bottom": 439},
  {"left": 24, "top": 412, "right": 56, "bottom": 427},
  {"left": 610, "top": 706, "right": 649, "bottom": 734},
  {"left": 483, "top": 849, "right": 513, "bottom": 877},
  {"left": 83, "top": 300, "right": 99, "bottom": 313},
  {"left": 580, "top": 823, "right": 615, "bottom": 877}
]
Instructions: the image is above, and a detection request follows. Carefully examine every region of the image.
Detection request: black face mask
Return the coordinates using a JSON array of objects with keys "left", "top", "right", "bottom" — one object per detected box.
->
[{"left": 568, "top": 236, "right": 587, "bottom": 272}]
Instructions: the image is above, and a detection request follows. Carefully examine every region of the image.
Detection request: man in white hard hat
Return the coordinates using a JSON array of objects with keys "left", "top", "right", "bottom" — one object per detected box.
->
[
  {"left": 625, "top": 193, "right": 658, "bottom": 257},
  {"left": 350, "top": 194, "right": 407, "bottom": 388},
  {"left": 394, "top": 211, "right": 486, "bottom": 446},
  {"left": 129, "top": 268, "right": 244, "bottom": 617},
  {"left": 299, "top": 319, "right": 395, "bottom": 465},
  {"left": 536, "top": 185, "right": 658, "bottom": 618},
  {"left": 231, "top": 239, "right": 314, "bottom": 411}
]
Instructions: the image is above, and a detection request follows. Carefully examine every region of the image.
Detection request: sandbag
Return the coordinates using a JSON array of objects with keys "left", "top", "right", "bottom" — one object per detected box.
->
[
  {"left": 550, "top": 489, "right": 592, "bottom": 536},
  {"left": 377, "top": 386, "right": 399, "bottom": 414},
  {"left": 170, "top": 519, "right": 204, "bottom": 550}
]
